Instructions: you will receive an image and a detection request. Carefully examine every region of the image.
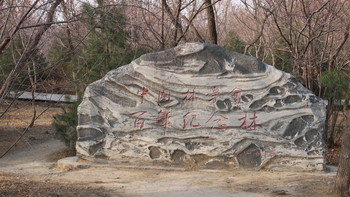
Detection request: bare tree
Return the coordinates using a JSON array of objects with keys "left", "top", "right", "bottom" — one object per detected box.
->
[
  {"left": 0, "top": 0, "right": 63, "bottom": 106},
  {"left": 230, "top": 0, "right": 350, "bottom": 146},
  {"left": 161, "top": 0, "right": 187, "bottom": 46}
]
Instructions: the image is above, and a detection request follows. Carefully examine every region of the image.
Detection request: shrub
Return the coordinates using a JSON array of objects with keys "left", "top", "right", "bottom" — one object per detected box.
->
[{"left": 52, "top": 96, "right": 80, "bottom": 150}]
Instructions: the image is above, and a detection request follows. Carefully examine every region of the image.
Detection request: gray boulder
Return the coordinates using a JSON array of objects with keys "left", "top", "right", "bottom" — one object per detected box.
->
[{"left": 76, "top": 43, "right": 326, "bottom": 171}]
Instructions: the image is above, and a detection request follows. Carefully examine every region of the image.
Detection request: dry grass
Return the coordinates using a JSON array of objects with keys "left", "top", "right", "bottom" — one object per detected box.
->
[{"left": 0, "top": 100, "right": 61, "bottom": 128}]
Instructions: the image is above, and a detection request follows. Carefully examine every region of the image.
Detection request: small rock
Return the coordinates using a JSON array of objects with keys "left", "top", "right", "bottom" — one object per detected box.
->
[
  {"left": 28, "top": 135, "right": 36, "bottom": 140},
  {"left": 271, "top": 189, "right": 288, "bottom": 195}
]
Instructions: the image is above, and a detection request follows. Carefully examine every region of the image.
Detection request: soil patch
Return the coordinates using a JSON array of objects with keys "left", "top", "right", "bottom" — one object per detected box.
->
[{"left": 0, "top": 173, "right": 112, "bottom": 197}]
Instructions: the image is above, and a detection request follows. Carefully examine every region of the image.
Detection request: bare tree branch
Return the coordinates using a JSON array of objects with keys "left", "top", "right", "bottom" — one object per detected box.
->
[
  {"left": 0, "top": 0, "right": 13, "bottom": 40},
  {"left": 177, "top": 0, "right": 222, "bottom": 43},
  {"left": 0, "top": 0, "right": 40, "bottom": 55},
  {"left": 0, "top": 0, "right": 63, "bottom": 106},
  {"left": 19, "top": 19, "right": 80, "bottom": 29}
]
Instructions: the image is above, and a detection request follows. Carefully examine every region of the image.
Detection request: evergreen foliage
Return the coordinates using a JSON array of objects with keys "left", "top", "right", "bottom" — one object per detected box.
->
[
  {"left": 320, "top": 71, "right": 350, "bottom": 100},
  {"left": 51, "top": 0, "right": 146, "bottom": 148},
  {"left": 320, "top": 71, "right": 350, "bottom": 146},
  {"left": 224, "top": 31, "right": 245, "bottom": 54},
  {"left": 52, "top": 96, "right": 80, "bottom": 149},
  {"left": 0, "top": 37, "right": 48, "bottom": 90}
]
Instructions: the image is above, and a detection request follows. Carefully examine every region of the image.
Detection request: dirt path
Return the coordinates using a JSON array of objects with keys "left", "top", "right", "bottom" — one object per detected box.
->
[
  {"left": 0, "top": 137, "right": 336, "bottom": 197},
  {"left": 0, "top": 101, "right": 337, "bottom": 197}
]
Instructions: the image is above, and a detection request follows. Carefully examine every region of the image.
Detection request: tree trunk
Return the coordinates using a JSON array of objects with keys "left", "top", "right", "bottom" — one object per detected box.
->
[
  {"left": 335, "top": 112, "right": 350, "bottom": 196},
  {"left": 204, "top": 0, "right": 217, "bottom": 44},
  {"left": 161, "top": 0, "right": 186, "bottom": 46}
]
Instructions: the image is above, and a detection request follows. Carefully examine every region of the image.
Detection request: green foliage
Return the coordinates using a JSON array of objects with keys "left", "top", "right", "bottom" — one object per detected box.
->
[
  {"left": 319, "top": 71, "right": 350, "bottom": 100},
  {"left": 224, "top": 31, "right": 245, "bottom": 54},
  {"left": 78, "top": 0, "right": 128, "bottom": 82},
  {"left": 50, "top": 0, "right": 147, "bottom": 148},
  {"left": 0, "top": 45, "right": 17, "bottom": 84},
  {"left": 0, "top": 37, "right": 48, "bottom": 90},
  {"left": 47, "top": 0, "right": 146, "bottom": 86},
  {"left": 46, "top": 37, "right": 75, "bottom": 82},
  {"left": 320, "top": 70, "right": 349, "bottom": 147},
  {"left": 270, "top": 41, "right": 293, "bottom": 73},
  {"left": 52, "top": 99, "right": 79, "bottom": 149},
  {"left": 74, "top": 0, "right": 145, "bottom": 85}
]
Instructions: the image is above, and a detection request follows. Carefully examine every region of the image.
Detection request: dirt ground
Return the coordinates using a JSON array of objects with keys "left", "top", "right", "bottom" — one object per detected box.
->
[{"left": 0, "top": 100, "right": 340, "bottom": 197}]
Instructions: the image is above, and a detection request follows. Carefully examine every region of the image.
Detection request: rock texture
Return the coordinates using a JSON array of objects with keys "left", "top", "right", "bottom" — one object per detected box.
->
[{"left": 76, "top": 43, "right": 326, "bottom": 171}]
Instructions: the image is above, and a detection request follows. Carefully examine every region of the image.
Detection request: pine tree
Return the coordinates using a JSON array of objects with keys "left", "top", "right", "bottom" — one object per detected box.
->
[{"left": 51, "top": 0, "right": 146, "bottom": 149}]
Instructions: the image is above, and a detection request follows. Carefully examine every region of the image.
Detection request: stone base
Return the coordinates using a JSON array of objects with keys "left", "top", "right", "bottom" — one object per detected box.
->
[
  {"left": 57, "top": 156, "right": 190, "bottom": 171},
  {"left": 71, "top": 154, "right": 325, "bottom": 172}
]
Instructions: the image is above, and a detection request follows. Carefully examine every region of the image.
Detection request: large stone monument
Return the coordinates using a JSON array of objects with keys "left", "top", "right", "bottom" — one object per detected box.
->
[{"left": 76, "top": 43, "right": 326, "bottom": 170}]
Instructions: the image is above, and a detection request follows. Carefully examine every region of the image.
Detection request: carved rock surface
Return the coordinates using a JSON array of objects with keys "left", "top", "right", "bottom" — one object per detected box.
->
[{"left": 76, "top": 43, "right": 326, "bottom": 171}]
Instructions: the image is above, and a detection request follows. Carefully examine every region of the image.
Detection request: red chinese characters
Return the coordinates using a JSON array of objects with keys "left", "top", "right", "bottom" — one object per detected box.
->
[
  {"left": 158, "top": 90, "right": 171, "bottom": 103},
  {"left": 231, "top": 88, "right": 242, "bottom": 104},
  {"left": 183, "top": 112, "right": 201, "bottom": 129},
  {"left": 156, "top": 110, "right": 171, "bottom": 134},
  {"left": 182, "top": 89, "right": 196, "bottom": 102},
  {"left": 263, "top": 150, "right": 277, "bottom": 158},
  {"left": 131, "top": 88, "right": 264, "bottom": 132},
  {"left": 238, "top": 111, "right": 262, "bottom": 130},
  {"left": 129, "top": 111, "right": 147, "bottom": 129},
  {"left": 206, "top": 111, "right": 228, "bottom": 130},
  {"left": 206, "top": 87, "right": 220, "bottom": 103},
  {"left": 137, "top": 87, "right": 150, "bottom": 104}
]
